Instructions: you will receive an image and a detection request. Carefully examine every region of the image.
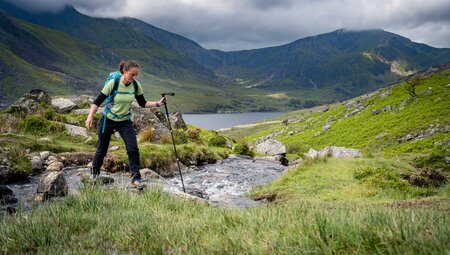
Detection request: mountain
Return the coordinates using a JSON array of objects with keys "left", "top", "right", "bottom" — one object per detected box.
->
[
  {"left": 0, "top": 1, "right": 238, "bottom": 112},
  {"left": 1, "top": 0, "right": 450, "bottom": 112},
  {"left": 117, "top": 17, "right": 450, "bottom": 103}
]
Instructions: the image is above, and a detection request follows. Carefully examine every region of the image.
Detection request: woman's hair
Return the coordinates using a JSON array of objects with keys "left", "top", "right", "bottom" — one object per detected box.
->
[{"left": 119, "top": 60, "right": 140, "bottom": 74}]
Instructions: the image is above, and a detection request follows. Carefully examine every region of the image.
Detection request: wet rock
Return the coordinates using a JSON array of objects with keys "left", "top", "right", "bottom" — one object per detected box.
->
[
  {"left": 31, "top": 156, "right": 43, "bottom": 171},
  {"left": 46, "top": 161, "right": 64, "bottom": 172},
  {"left": 0, "top": 185, "right": 15, "bottom": 204},
  {"left": 36, "top": 171, "right": 68, "bottom": 200},
  {"left": 140, "top": 168, "right": 163, "bottom": 180},
  {"left": 208, "top": 194, "right": 261, "bottom": 209},
  {"left": 91, "top": 175, "right": 114, "bottom": 185}
]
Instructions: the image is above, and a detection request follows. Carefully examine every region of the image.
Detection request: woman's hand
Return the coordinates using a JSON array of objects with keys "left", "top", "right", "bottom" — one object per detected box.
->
[
  {"left": 157, "top": 97, "right": 166, "bottom": 106},
  {"left": 85, "top": 116, "right": 93, "bottom": 129}
]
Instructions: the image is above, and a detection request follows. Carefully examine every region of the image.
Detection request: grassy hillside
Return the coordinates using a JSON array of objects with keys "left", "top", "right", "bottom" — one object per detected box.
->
[{"left": 223, "top": 63, "right": 450, "bottom": 158}]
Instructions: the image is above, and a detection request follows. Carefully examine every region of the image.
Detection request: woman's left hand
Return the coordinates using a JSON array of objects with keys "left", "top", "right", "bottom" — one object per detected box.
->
[{"left": 158, "top": 97, "right": 166, "bottom": 106}]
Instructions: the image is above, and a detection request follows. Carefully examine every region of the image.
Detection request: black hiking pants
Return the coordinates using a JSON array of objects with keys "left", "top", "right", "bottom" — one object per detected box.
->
[{"left": 92, "top": 117, "right": 141, "bottom": 181}]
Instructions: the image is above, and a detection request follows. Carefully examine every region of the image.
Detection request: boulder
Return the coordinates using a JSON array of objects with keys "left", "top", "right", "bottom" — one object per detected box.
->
[
  {"left": 256, "top": 139, "right": 286, "bottom": 156},
  {"left": 36, "top": 171, "right": 68, "bottom": 200},
  {"left": 131, "top": 106, "right": 170, "bottom": 143},
  {"left": 7, "top": 89, "right": 51, "bottom": 117},
  {"left": 64, "top": 123, "right": 89, "bottom": 137},
  {"left": 169, "top": 112, "right": 187, "bottom": 130},
  {"left": 46, "top": 161, "right": 64, "bottom": 172},
  {"left": 51, "top": 97, "right": 77, "bottom": 113},
  {"left": 140, "top": 168, "right": 163, "bottom": 180},
  {"left": 40, "top": 151, "right": 50, "bottom": 161},
  {"left": 306, "top": 146, "right": 362, "bottom": 159},
  {"left": 31, "top": 156, "right": 43, "bottom": 171}
]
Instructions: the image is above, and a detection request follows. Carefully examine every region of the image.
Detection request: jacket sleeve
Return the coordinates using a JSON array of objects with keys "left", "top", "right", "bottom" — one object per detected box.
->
[{"left": 93, "top": 92, "right": 108, "bottom": 107}]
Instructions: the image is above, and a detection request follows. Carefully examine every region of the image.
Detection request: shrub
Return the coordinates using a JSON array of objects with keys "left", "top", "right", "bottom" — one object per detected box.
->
[
  {"left": 186, "top": 127, "right": 202, "bottom": 144},
  {"left": 173, "top": 129, "right": 188, "bottom": 144},
  {"left": 208, "top": 135, "right": 228, "bottom": 147},
  {"left": 43, "top": 108, "right": 66, "bottom": 122},
  {"left": 233, "top": 142, "right": 255, "bottom": 157},
  {"left": 23, "top": 115, "right": 65, "bottom": 135},
  {"left": 138, "top": 127, "right": 154, "bottom": 142}
]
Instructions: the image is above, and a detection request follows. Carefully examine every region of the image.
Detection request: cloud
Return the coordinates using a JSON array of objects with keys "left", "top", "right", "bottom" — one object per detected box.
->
[{"left": 4, "top": 0, "right": 450, "bottom": 50}]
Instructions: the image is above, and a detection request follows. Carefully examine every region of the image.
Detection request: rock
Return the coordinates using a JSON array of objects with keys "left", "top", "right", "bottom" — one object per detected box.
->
[
  {"left": 274, "top": 154, "right": 289, "bottom": 166},
  {"left": 7, "top": 89, "right": 51, "bottom": 117},
  {"left": 372, "top": 109, "right": 382, "bottom": 115},
  {"left": 36, "top": 171, "right": 68, "bottom": 200},
  {"left": 64, "top": 123, "right": 89, "bottom": 137},
  {"left": 167, "top": 189, "right": 208, "bottom": 205},
  {"left": 323, "top": 123, "right": 331, "bottom": 131},
  {"left": 169, "top": 112, "right": 187, "bottom": 130},
  {"left": 379, "top": 91, "right": 391, "bottom": 99},
  {"left": 305, "top": 148, "right": 318, "bottom": 159},
  {"left": 0, "top": 185, "right": 13, "bottom": 196},
  {"left": 38, "top": 137, "right": 52, "bottom": 142},
  {"left": 0, "top": 163, "right": 27, "bottom": 184},
  {"left": 46, "top": 161, "right": 64, "bottom": 172},
  {"left": 51, "top": 97, "right": 77, "bottom": 113},
  {"left": 40, "top": 151, "right": 50, "bottom": 160},
  {"left": 131, "top": 106, "right": 170, "bottom": 143},
  {"left": 140, "top": 168, "right": 163, "bottom": 180},
  {"left": 208, "top": 194, "right": 261, "bottom": 208},
  {"left": 66, "top": 95, "right": 94, "bottom": 107},
  {"left": 290, "top": 158, "right": 304, "bottom": 166},
  {"left": 0, "top": 194, "right": 18, "bottom": 205},
  {"left": 306, "top": 146, "right": 361, "bottom": 159},
  {"left": 327, "top": 146, "right": 361, "bottom": 158},
  {"left": 31, "top": 156, "right": 43, "bottom": 171},
  {"left": 256, "top": 139, "right": 286, "bottom": 156},
  {"left": 90, "top": 175, "right": 114, "bottom": 185}
]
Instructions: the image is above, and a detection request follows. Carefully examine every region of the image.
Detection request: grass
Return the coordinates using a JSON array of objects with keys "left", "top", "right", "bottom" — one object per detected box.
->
[
  {"left": 0, "top": 186, "right": 448, "bottom": 254},
  {"left": 251, "top": 157, "right": 449, "bottom": 203}
]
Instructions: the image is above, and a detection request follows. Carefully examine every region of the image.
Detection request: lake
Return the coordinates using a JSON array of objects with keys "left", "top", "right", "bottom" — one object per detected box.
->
[{"left": 182, "top": 112, "right": 283, "bottom": 130}]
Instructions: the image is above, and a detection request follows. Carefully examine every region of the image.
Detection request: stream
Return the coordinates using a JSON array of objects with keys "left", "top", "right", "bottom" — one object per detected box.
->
[{"left": 6, "top": 155, "right": 287, "bottom": 211}]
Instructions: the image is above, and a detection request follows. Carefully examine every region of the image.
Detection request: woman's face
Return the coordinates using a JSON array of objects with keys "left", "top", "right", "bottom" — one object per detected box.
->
[{"left": 123, "top": 67, "right": 140, "bottom": 84}]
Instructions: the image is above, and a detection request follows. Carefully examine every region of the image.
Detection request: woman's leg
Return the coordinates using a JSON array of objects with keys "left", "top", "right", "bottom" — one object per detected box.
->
[
  {"left": 117, "top": 120, "right": 141, "bottom": 181},
  {"left": 92, "top": 116, "right": 114, "bottom": 177}
]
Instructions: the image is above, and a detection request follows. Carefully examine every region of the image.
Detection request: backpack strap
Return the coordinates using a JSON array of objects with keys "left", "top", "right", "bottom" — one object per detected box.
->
[
  {"left": 101, "top": 78, "right": 137, "bottom": 133},
  {"left": 101, "top": 77, "right": 121, "bottom": 133}
]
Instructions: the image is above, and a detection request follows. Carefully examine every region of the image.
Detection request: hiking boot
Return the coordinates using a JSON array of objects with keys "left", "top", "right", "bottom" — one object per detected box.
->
[{"left": 132, "top": 179, "right": 146, "bottom": 189}]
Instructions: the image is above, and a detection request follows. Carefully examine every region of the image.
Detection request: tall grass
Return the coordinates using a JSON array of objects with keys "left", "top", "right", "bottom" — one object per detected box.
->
[{"left": 0, "top": 186, "right": 448, "bottom": 254}]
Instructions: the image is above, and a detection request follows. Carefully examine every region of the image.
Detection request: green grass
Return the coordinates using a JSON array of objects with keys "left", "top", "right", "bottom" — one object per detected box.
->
[
  {"left": 1, "top": 186, "right": 448, "bottom": 254},
  {"left": 251, "top": 157, "right": 448, "bottom": 203}
]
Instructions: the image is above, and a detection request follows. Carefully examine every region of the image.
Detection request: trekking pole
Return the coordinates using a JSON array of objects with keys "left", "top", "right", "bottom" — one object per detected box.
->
[{"left": 161, "top": 93, "right": 186, "bottom": 193}]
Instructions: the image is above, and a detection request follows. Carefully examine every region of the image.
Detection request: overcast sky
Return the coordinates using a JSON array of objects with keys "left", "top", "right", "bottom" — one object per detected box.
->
[{"left": 7, "top": 0, "right": 450, "bottom": 51}]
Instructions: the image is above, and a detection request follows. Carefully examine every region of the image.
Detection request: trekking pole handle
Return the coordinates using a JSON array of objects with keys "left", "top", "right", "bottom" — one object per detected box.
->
[{"left": 161, "top": 92, "right": 175, "bottom": 97}]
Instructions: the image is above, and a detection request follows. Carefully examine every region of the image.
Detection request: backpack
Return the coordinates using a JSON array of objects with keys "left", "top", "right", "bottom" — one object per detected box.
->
[{"left": 101, "top": 71, "right": 138, "bottom": 133}]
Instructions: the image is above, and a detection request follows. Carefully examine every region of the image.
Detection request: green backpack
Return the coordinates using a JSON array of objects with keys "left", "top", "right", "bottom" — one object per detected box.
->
[{"left": 101, "top": 71, "right": 138, "bottom": 133}]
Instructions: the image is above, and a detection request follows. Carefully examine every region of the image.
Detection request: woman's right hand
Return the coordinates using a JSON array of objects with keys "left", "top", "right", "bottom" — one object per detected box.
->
[{"left": 85, "top": 117, "right": 92, "bottom": 130}]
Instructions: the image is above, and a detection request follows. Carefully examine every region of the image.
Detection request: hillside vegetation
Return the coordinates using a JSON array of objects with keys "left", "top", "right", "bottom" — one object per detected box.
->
[{"left": 0, "top": 65, "right": 448, "bottom": 254}]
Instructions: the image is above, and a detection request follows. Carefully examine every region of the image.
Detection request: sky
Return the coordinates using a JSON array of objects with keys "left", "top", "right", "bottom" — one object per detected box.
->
[{"left": 6, "top": 0, "right": 450, "bottom": 51}]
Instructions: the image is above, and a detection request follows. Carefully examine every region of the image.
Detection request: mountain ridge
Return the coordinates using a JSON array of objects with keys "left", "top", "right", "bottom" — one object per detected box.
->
[{"left": 1, "top": 0, "right": 450, "bottom": 112}]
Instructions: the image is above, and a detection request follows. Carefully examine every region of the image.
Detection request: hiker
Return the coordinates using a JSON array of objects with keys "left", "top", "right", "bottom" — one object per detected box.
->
[{"left": 85, "top": 60, "right": 165, "bottom": 188}]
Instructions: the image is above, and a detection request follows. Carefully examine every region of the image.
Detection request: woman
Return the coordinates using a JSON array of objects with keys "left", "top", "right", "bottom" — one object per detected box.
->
[{"left": 85, "top": 60, "right": 165, "bottom": 188}]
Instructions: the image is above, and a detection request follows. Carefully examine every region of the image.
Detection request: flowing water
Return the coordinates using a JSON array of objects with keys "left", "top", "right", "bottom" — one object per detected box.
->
[{"left": 7, "top": 156, "right": 287, "bottom": 211}]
